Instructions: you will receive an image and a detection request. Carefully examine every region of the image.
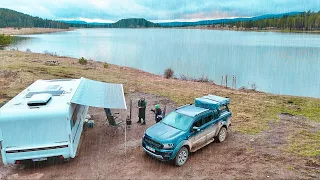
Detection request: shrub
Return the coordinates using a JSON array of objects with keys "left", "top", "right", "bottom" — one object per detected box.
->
[
  {"left": 26, "top": 48, "right": 31, "bottom": 52},
  {"left": 180, "top": 74, "right": 188, "bottom": 81},
  {"left": 103, "top": 62, "right": 109, "bottom": 68},
  {"left": 78, "top": 57, "right": 87, "bottom": 65},
  {"left": 164, "top": 68, "right": 174, "bottom": 79},
  {"left": 0, "top": 34, "right": 13, "bottom": 46},
  {"left": 196, "top": 74, "right": 210, "bottom": 82},
  {"left": 43, "top": 50, "right": 58, "bottom": 56},
  {"left": 250, "top": 83, "right": 257, "bottom": 90}
]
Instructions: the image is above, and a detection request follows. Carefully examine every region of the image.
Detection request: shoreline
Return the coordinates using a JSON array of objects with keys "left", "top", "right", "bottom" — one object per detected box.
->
[
  {"left": 0, "top": 28, "right": 74, "bottom": 35},
  {"left": 2, "top": 27, "right": 319, "bottom": 35},
  {"left": 173, "top": 26, "right": 320, "bottom": 34}
]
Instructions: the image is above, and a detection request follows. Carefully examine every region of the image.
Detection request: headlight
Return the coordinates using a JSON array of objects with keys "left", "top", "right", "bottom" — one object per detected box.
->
[{"left": 163, "top": 143, "right": 174, "bottom": 149}]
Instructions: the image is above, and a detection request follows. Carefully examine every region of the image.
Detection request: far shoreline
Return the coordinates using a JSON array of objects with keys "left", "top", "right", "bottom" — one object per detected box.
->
[
  {"left": 0, "top": 27, "right": 75, "bottom": 35},
  {"left": 2, "top": 27, "right": 320, "bottom": 35}
]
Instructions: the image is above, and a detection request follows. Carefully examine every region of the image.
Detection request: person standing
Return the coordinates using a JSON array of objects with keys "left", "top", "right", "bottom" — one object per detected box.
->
[
  {"left": 151, "top": 104, "right": 162, "bottom": 123},
  {"left": 137, "top": 97, "right": 147, "bottom": 125}
]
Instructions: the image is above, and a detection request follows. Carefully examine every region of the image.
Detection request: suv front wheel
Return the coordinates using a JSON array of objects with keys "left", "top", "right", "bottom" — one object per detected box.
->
[{"left": 174, "top": 146, "right": 189, "bottom": 166}]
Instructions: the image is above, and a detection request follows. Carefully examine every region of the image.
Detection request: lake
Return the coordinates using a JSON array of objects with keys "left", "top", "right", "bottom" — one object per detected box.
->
[{"left": 8, "top": 28, "right": 320, "bottom": 98}]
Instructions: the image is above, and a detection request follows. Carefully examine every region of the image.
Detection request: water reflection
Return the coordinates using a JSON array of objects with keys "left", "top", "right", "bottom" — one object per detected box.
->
[{"left": 7, "top": 29, "right": 320, "bottom": 98}]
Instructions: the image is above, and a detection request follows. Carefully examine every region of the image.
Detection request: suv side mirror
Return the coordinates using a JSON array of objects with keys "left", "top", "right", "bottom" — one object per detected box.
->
[{"left": 192, "top": 126, "right": 200, "bottom": 132}]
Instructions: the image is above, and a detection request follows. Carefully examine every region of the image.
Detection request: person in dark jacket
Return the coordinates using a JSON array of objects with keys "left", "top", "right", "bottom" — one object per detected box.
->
[
  {"left": 137, "top": 97, "right": 147, "bottom": 125},
  {"left": 151, "top": 104, "right": 162, "bottom": 123}
]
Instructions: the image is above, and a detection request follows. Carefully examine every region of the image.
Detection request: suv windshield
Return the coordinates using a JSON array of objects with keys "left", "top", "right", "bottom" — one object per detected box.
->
[{"left": 162, "top": 111, "right": 194, "bottom": 131}]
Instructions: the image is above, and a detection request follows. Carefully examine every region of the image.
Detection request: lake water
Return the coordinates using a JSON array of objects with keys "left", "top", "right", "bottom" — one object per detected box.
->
[{"left": 8, "top": 28, "right": 320, "bottom": 98}]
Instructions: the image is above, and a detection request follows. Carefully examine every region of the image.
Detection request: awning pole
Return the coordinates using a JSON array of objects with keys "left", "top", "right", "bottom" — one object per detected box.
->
[{"left": 125, "top": 117, "right": 127, "bottom": 156}]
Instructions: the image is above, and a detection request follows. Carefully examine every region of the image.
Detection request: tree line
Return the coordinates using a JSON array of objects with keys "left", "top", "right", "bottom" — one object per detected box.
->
[
  {"left": 226, "top": 11, "right": 320, "bottom": 31},
  {"left": 0, "top": 8, "right": 69, "bottom": 29}
]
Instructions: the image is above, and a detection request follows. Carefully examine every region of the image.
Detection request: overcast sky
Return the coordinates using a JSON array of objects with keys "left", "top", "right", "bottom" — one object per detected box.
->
[{"left": 2, "top": 0, "right": 320, "bottom": 22}]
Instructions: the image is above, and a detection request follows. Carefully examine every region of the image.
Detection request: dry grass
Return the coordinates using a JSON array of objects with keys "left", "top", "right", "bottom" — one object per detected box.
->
[
  {"left": 0, "top": 28, "right": 72, "bottom": 35},
  {"left": 1, "top": 50, "right": 319, "bottom": 147}
]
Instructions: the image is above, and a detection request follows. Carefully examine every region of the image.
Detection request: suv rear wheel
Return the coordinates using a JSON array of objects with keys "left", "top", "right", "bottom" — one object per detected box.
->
[
  {"left": 215, "top": 127, "right": 227, "bottom": 143},
  {"left": 174, "top": 146, "right": 189, "bottom": 166}
]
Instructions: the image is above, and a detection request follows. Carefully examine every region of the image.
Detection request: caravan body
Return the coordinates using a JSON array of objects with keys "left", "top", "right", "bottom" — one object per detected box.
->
[
  {"left": 0, "top": 79, "right": 87, "bottom": 165},
  {"left": 0, "top": 78, "right": 126, "bottom": 165}
]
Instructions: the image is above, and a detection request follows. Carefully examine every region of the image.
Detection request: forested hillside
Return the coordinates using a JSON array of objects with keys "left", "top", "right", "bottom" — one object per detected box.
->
[
  {"left": 0, "top": 8, "right": 69, "bottom": 29},
  {"left": 228, "top": 11, "right": 320, "bottom": 30},
  {"left": 110, "top": 18, "right": 160, "bottom": 28}
]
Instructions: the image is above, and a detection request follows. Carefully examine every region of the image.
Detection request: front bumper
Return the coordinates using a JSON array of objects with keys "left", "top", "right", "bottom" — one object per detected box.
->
[{"left": 142, "top": 141, "right": 173, "bottom": 161}]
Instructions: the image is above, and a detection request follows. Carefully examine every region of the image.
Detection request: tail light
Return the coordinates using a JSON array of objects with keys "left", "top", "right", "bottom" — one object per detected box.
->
[
  {"left": 15, "top": 160, "right": 20, "bottom": 164},
  {"left": 59, "top": 155, "right": 64, "bottom": 159}
]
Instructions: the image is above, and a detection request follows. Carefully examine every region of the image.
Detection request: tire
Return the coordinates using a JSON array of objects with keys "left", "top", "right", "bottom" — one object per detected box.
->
[
  {"left": 174, "top": 146, "right": 189, "bottom": 167},
  {"left": 215, "top": 126, "right": 227, "bottom": 143}
]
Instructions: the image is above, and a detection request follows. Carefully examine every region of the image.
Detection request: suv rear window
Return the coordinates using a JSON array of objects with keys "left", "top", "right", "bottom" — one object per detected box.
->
[{"left": 219, "top": 105, "right": 229, "bottom": 113}]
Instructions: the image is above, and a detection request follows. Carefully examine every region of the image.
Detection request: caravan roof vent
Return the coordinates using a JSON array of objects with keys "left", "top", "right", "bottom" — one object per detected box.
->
[{"left": 27, "top": 93, "right": 52, "bottom": 106}]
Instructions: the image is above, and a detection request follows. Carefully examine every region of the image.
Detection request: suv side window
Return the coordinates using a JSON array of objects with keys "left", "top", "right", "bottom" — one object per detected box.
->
[
  {"left": 214, "top": 110, "right": 220, "bottom": 119},
  {"left": 193, "top": 118, "right": 204, "bottom": 128},
  {"left": 204, "top": 114, "right": 213, "bottom": 124}
]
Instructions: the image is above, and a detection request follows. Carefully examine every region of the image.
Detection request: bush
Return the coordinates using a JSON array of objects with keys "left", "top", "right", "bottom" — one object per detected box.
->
[
  {"left": 78, "top": 57, "right": 87, "bottom": 65},
  {"left": 164, "top": 68, "right": 174, "bottom": 79},
  {"left": 26, "top": 48, "right": 31, "bottom": 52},
  {"left": 103, "top": 62, "right": 109, "bottom": 68},
  {"left": 180, "top": 74, "right": 188, "bottom": 81},
  {"left": 250, "top": 83, "right": 257, "bottom": 90},
  {"left": 0, "top": 34, "right": 13, "bottom": 46},
  {"left": 196, "top": 74, "right": 210, "bottom": 82},
  {"left": 43, "top": 50, "right": 58, "bottom": 56}
]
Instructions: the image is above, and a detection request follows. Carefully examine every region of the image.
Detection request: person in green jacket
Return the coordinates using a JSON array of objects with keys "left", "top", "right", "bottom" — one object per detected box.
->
[{"left": 137, "top": 97, "right": 147, "bottom": 125}]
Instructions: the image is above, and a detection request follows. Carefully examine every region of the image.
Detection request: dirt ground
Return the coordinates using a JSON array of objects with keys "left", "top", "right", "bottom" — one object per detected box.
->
[{"left": 0, "top": 92, "right": 319, "bottom": 180}]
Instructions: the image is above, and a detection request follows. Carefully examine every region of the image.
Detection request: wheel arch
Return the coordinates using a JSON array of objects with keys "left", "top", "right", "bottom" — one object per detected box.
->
[{"left": 171, "top": 140, "right": 191, "bottom": 159}]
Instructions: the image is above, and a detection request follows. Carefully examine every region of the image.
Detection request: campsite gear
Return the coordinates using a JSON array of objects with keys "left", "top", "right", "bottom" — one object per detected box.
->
[
  {"left": 162, "top": 105, "right": 166, "bottom": 117},
  {"left": 0, "top": 78, "right": 127, "bottom": 165},
  {"left": 126, "top": 117, "right": 132, "bottom": 126},
  {"left": 126, "top": 99, "right": 132, "bottom": 127},
  {"left": 137, "top": 98, "right": 147, "bottom": 125},
  {"left": 87, "top": 120, "right": 95, "bottom": 128},
  {"left": 105, "top": 112, "right": 124, "bottom": 136},
  {"left": 142, "top": 94, "right": 231, "bottom": 166},
  {"left": 151, "top": 104, "right": 162, "bottom": 123},
  {"left": 104, "top": 108, "right": 112, "bottom": 117}
]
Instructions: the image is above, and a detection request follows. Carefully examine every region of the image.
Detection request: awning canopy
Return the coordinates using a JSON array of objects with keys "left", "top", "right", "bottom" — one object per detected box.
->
[{"left": 71, "top": 78, "right": 127, "bottom": 109}]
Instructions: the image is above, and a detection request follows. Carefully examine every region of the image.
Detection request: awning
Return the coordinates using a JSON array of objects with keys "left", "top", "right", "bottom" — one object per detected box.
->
[{"left": 71, "top": 78, "right": 127, "bottom": 109}]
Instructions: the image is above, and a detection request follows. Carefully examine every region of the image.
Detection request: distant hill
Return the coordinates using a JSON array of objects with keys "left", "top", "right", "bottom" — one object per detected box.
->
[
  {"left": 0, "top": 8, "right": 69, "bottom": 29},
  {"left": 159, "top": 12, "right": 301, "bottom": 27},
  {"left": 59, "top": 20, "right": 111, "bottom": 28},
  {"left": 61, "top": 18, "right": 159, "bottom": 28},
  {"left": 109, "top": 18, "right": 160, "bottom": 28}
]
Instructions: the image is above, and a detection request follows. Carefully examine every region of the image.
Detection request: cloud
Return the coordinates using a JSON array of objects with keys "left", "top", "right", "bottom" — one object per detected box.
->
[{"left": 1, "top": 0, "right": 320, "bottom": 22}]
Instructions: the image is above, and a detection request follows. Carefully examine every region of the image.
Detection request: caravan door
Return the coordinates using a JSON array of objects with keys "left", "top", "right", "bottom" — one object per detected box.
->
[{"left": 70, "top": 104, "right": 88, "bottom": 157}]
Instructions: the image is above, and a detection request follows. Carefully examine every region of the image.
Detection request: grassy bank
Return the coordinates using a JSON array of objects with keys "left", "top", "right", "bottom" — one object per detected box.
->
[{"left": 0, "top": 50, "right": 319, "bottom": 157}]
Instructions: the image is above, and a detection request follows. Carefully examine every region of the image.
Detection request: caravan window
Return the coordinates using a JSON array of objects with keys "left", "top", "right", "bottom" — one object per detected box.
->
[{"left": 71, "top": 105, "right": 81, "bottom": 129}]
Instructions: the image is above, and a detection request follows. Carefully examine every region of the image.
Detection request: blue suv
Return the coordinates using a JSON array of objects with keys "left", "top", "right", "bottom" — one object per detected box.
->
[{"left": 142, "top": 95, "right": 232, "bottom": 166}]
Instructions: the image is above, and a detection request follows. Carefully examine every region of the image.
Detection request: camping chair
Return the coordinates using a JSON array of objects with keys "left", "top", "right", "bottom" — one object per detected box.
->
[{"left": 105, "top": 113, "right": 124, "bottom": 136}]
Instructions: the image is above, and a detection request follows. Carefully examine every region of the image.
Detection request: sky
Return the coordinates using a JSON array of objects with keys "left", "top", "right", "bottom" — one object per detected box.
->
[{"left": 1, "top": 0, "right": 320, "bottom": 23}]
